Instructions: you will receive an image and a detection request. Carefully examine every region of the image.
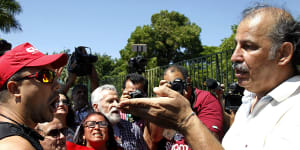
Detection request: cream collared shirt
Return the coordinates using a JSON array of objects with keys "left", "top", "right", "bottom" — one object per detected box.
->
[{"left": 222, "top": 75, "right": 300, "bottom": 150}]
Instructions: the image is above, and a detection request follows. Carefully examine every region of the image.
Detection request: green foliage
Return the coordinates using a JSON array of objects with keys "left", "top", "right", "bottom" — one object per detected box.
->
[
  {"left": 53, "top": 14, "right": 239, "bottom": 95},
  {"left": 219, "top": 25, "right": 237, "bottom": 51},
  {"left": 201, "top": 46, "right": 220, "bottom": 55},
  {"left": 0, "top": 0, "right": 22, "bottom": 33},
  {"left": 119, "top": 10, "right": 204, "bottom": 70}
]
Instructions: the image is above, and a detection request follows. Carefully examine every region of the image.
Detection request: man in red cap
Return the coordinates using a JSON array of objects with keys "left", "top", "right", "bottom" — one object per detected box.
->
[{"left": 0, "top": 42, "right": 68, "bottom": 150}]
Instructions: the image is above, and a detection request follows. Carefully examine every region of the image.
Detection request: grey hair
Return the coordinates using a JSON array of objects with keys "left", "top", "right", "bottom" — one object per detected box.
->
[
  {"left": 241, "top": 4, "right": 300, "bottom": 69},
  {"left": 91, "top": 84, "right": 117, "bottom": 106}
]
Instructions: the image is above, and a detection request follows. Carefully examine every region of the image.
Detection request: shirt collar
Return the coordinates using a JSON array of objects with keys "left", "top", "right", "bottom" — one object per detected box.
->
[
  {"left": 242, "top": 75, "right": 300, "bottom": 103},
  {"left": 268, "top": 75, "right": 300, "bottom": 102}
]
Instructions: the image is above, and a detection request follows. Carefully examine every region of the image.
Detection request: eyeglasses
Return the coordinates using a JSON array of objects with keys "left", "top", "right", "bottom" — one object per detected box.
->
[
  {"left": 45, "top": 128, "right": 67, "bottom": 138},
  {"left": 55, "top": 100, "right": 69, "bottom": 107},
  {"left": 84, "top": 121, "right": 108, "bottom": 128},
  {"left": 14, "top": 70, "right": 56, "bottom": 84}
]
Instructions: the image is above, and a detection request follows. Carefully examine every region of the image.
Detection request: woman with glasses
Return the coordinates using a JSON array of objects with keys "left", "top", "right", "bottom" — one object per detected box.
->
[
  {"left": 70, "top": 112, "right": 122, "bottom": 150},
  {"left": 55, "top": 92, "right": 76, "bottom": 142}
]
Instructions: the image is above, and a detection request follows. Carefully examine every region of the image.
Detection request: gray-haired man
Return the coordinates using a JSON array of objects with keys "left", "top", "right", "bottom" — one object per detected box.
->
[{"left": 91, "top": 84, "right": 147, "bottom": 150}]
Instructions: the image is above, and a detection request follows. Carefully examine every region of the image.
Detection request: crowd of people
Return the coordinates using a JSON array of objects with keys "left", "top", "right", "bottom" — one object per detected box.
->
[{"left": 0, "top": 4, "right": 300, "bottom": 150}]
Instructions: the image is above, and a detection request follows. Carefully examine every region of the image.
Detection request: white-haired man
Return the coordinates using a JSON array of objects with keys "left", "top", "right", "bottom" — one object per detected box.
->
[{"left": 91, "top": 84, "right": 147, "bottom": 150}]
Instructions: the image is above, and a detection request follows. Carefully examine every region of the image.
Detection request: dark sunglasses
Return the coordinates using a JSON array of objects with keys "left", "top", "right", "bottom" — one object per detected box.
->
[
  {"left": 46, "top": 128, "right": 67, "bottom": 138},
  {"left": 14, "top": 70, "right": 56, "bottom": 84},
  {"left": 55, "top": 100, "right": 69, "bottom": 106},
  {"left": 84, "top": 121, "right": 108, "bottom": 128}
]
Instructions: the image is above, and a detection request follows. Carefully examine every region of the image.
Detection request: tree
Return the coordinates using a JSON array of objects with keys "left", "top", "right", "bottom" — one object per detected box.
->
[
  {"left": 219, "top": 25, "right": 237, "bottom": 51},
  {"left": 0, "top": 0, "right": 22, "bottom": 33},
  {"left": 201, "top": 46, "right": 220, "bottom": 56},
  {"left": 119, "top": 10, "right": 204, "bottom": 69}
]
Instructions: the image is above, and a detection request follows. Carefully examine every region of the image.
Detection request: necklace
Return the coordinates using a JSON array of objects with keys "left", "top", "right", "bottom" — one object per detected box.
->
[{"left": 0, "top": 113, "right": 24, "bottom": 127}]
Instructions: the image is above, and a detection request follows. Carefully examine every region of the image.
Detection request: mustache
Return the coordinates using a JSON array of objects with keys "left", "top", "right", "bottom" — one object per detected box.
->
[{"left": 232, "top": 62, "right": 249, "bottom": 73}]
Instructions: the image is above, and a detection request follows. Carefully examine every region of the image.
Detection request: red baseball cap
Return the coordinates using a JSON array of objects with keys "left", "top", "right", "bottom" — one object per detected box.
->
[{"left": 0, "top": 42, "right": 68, "bottom": 88}]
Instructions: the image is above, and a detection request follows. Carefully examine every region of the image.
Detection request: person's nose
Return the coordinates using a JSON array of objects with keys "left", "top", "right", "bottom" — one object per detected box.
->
[
  {"left": 112, "top": 100, "right": 119, "bottom": 106},
  {"left": 94, "top": 123, "right": 101, "bottom": 129},
  {"left": 58, "top": 101, "right": 64, "bottom": 106},
  {"left": 231, "top": 44, "right": 244, "bottom": 63},
  {"left": 58, "top": 131, "right": 65, "bottom": 140}
]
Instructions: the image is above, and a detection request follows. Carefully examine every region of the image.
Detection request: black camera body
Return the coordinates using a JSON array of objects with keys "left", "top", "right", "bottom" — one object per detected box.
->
[
  {"left": 67, "top": 46, "right": 98, "bottom": 76},
  {"left": 128, "top": 89, "right": 146, "bottom": 122},
  {"left": 169, "top": 78, "right": 186, "bottom": 95},
  {"left": 128, "top": 55, "right": 147, "bottom": 74},
  {"left": 129, "top": 89, "right": 145, "bottom": 98},
  {"left": 224, "top": 82, "right": 244, "bottom": 112}
]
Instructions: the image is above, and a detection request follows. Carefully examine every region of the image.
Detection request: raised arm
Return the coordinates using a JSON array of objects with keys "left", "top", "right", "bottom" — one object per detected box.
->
[{"left": 118, "top": 85, "right": 224, "bottom": 150}]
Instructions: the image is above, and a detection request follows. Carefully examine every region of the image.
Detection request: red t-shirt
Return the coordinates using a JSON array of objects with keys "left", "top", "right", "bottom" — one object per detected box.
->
[{"left": 66, "top": 141, "right": 95, "bottom": 150}]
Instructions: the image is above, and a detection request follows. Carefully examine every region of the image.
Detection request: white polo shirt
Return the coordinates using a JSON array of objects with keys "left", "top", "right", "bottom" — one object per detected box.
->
[{"left": 222, "top": 75, "right": 300, "bottom": 150}]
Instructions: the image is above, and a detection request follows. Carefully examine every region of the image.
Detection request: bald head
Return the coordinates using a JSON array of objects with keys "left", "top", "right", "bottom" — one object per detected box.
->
[{"left": 242, "top": 6, "right": 293, "bottom": 23}]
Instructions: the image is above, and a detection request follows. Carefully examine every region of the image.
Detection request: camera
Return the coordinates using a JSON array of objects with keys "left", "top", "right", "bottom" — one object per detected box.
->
[
  {"left": 129, "top": 89, "right": 145, "bottom": 98},
  {"left": 224, "top": 82, "right": 244, "bottom": 112},
  {"left": 67, "top": 46, "right": 98, "bottom": 76},
  {"left": 128, "top": 55, "right": 147, "bottom": 74},
  {"left": 169, "top": 78, "right": 186, "bottom": 95},
  {"left": 128, "top": 89, "right": 146, "bottom": 122}
]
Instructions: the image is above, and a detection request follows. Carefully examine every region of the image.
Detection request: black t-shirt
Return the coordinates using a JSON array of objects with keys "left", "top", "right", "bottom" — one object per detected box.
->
[{"left": 0, "top": 122, "right": 43, "bottom": 150}]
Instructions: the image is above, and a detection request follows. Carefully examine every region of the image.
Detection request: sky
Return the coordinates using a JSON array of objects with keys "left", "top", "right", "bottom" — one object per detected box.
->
[{"left": 1, "top": 0, "right": 300, "bottom": 59}]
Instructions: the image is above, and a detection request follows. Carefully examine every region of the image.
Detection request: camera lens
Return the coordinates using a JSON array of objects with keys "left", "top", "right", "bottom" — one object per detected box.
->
[
  {"left": 170, "top": 78, "right": 185, "bottom": 95},
  {"left": 129, "top": 89, "right": 144, "bottom": 98}
]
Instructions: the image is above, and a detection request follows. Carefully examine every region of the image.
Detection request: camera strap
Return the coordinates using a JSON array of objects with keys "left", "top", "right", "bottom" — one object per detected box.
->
[{"left": 189, "top": 88, "right": 197, "bottom": 114}]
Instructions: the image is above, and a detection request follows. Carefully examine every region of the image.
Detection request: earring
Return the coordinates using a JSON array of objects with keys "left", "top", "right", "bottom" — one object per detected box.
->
[{"left": 82, "top": 139, "right": 86, "bottom": 145}]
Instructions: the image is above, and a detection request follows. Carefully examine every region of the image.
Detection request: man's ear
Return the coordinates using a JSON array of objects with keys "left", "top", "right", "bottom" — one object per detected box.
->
[
  {"left": 277, "top": 42, "right": 294, "bottom": 66},
  {"left": 92, "top": 103, "right": 99, "bottom": 112},
  {"left": 7, "top": 81, "right": 21, "bottom": 98}
]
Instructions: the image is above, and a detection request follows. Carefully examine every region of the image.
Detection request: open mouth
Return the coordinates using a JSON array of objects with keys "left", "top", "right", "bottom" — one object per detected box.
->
[
  {"left": 235, "top": 69, "right": 249, "bottom": 77},
  {"left": 112, "top": 110, "right": 119, "bottom": 114},
  {"left": 93, "top": 132, "right": 103, "bottom": 137}
]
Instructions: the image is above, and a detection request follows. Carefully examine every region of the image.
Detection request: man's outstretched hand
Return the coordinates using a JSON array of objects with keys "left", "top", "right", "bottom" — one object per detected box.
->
[{"left": 117, "top": 85, "right": 193, "bottom": 130}]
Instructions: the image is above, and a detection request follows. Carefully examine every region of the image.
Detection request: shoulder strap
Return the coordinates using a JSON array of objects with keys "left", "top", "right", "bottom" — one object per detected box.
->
[
  {"left": 189, "top": 88, "right": 197, "bottom": 112},
  {"left": 0, "top": 122, "right": 43, "bottom": 150}
]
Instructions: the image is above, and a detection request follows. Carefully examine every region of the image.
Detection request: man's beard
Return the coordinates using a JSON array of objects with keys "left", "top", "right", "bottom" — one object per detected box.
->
[{"left": 100, "top": 107, "right": 121, "bottom": 125}]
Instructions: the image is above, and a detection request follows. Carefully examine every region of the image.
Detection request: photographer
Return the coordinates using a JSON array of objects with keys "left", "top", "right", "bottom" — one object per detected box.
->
[
  {"left": 206, "top": 79, "right": 244, "bottom": 135},
  {"left": 118, "top": 73, "right": 148, "bottom": 150},
  {"left": 145, "top": 65, "right": 223, "bottom": 150},
  {"left": 205, "top": 78, "right": 225, "bottom": 102},
  {"left": 62, "top": 46, "right": 99, "bottom": 126}
]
